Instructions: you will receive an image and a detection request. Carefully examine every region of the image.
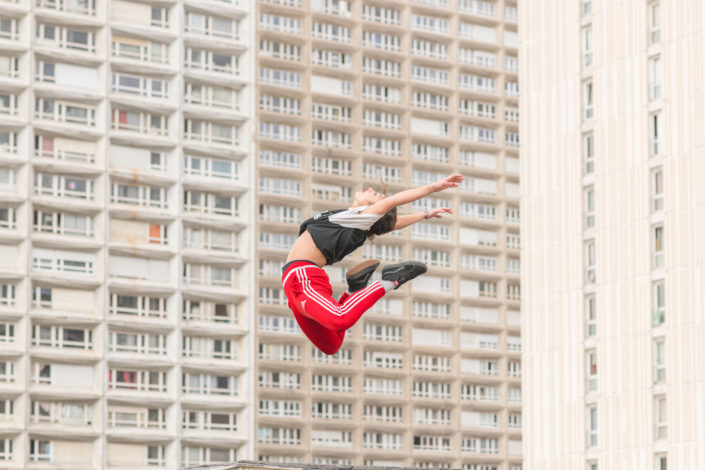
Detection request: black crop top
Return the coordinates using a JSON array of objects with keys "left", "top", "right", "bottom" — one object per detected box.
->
[{"left": 299, "top": 209, "right": 369, "bottom": 265}]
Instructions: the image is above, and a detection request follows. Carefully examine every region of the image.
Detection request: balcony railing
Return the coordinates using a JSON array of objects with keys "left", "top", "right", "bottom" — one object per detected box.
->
[
  {"left": 35, "top": 148, "right": 95, "bottom": 164},
  {"left": 36, "top": 0, "right": 96, "bottom": 15}
]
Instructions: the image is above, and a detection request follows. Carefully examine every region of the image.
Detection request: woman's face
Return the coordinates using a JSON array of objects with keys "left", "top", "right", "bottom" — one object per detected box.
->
[{"left": 354, "top": 187, "right": 385, "bottom": 206}]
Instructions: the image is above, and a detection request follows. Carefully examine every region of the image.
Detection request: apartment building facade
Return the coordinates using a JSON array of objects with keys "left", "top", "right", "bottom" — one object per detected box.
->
[
  {"left": 0, "top": 0, "right": 256, "bottom": 467},
  {"left": 522, "top": 1, "right": 702, "bottom": 469},
  {"left": 255, "top": 0, "right": 522, "bottom": 468}
]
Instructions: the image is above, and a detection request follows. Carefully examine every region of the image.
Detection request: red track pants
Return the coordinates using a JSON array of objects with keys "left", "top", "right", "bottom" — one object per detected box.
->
[{"left": 282, "top": 261, "right": 386, "bottom": 355}]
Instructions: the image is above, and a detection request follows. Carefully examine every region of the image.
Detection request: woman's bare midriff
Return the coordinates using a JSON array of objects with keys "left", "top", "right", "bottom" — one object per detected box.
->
[{"left": 286, "top": 230, "right": 327, "bottom": 267}]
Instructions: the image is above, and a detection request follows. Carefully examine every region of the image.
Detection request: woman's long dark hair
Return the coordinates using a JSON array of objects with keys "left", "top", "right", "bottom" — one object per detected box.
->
[{"left": 366, "top": 180, "right": 397, "bottom": 241}]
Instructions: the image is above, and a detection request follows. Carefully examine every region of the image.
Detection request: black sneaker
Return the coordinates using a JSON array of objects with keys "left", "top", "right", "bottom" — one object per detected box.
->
[
  {"left": 382, "top": 261, "right": 428, "bottom": 289},
  {"left": 346, "top": 259, "right": 380, "bottom": 292}
]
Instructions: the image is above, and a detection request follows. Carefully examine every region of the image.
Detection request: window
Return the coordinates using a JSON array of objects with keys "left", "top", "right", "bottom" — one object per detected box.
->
[
  {"left": 655, "top": 455, "right": 667, "bottom": 470},
  {"left": 185, "top": 48, "right": 238, "bottom": 74},
  {"left": 585, "top": 188, "right": 595, "bottom": 228},
  {"left": 363, "top": 57, "right": 402, "bottom": 77},
  {"left": 653, "top": 339, "right": 665, "bottom": 384},
  {"left": 459, "top": 125, "right": 495, "bottom": 143},
  {"left": 364, "top": 378, "right": 402, "bottom": 395},
  {"left": 112, "top": 37, "right": 167, "bottom": 63},
  {"left": 259, "top": 40, "right": 301, "bottom": 61},
  {"left": 363, "top": 432, "right": 403, "bottom": 450},
  {"left": 0, "top": 206, "right": 16, "bottom": 229},
  {"left": 260, "top": 13, "right": 302, "bottom": 34},
  {"left": 34, "top": 135, "right": 95, "bottom": 163},
  {"left": 32, "top": 250, "right": 95, "bottom": 275},
  {"left": 112, "top": 109, "right": 168, "bottom": 135},
  {"left": 110, "top": 331, "right": 166, "bottom": 355},
  {"left": 259, "top": 122, "right": 300, "bottom": 142},
  {"left": 184, "top": 155, "right": 237, "bottom": 180},
  {"left": 583, "top": 81, "right": 594, "bottom": 120},
  {"left": 183, "top": 409, "right": 237, "bottom": 431},
  {"left": 586, "top": 350, "right": 597, "bottom": 392},
  {"left": 33, "top": 210, "right": 92, "bottom": 237},
  {"left": 461, "top": 437, "right": 499, "bottom": 454},
  {"left": 112, "top": 73, "right": 168, "bottom": 99},
  {"left": 459, "top": 73, "right": 495, "bottom": 93},
  {"left": 587, "top": 406, "right": 598, "bottom": 448},
  {"left": 362, "top": 5, "right": 400, "bottom": 24},
  {"left": 32, "top": 325, "right": 92, "bottom": 349},
  {"left": 459, "top": 48, "right": 496, "bottom": 68},
  {"left": 461, "top": 384, "right": 498, "bottom": 402},
  {"left": 0, "top": 438, "right": 11, "bottom": 460},
  {"left": 0, "top": 323, "right": 13, "bottom": 343},
  {"left": 313, "top": 0, "right": 351, "bottom": 16},
  {"left": 110, "top": 294, "right": 167, "bottom": 318},
  {"left": 314, "top": 22, "right": 352, "bottom": 43},
  {"left": 35, "top": 98, "right": 96, "bottom": 126},
  {"left": 653, "top": 226, "right": 664, "bottom": 268},
  {"left": 259, "top": 67, "right": 301, "bottom": 88},
  {"left": 459, "top": 99, "right": 496, "bottom": 118},
  {"left": 585, "top": 241, "right": 596, "bottom": 284},
  {"left": 583, "top": 0, "right": 592, "bottom": 15},
  {"left": 186, "top": 83, "right": 236, "bottom": 110},
  {"left": 109, "top": 369, "right": 167, "bottom": 392},
  {"left": 413, "top": 435, "right": 451, "bottom": 451},
  {"left": 184, "top": 191, "right": 237, "bottom": 216},
  {"left": 0, "top": 56, "right": 18, "bottom": 79},
  {"left": 32, "top": 401, "right": 90, "bottom": 426},
  {"left": 29, "top": 440, "right": 51, "bottom": 462},
  {"left": 650, "top": 113, "right": 661, "bottom": 156},
  {"left": 649, "top": 57, "right": 662, "bottom": 100},
  {"left": 0, "top": 361, "right": 13, "bottom": 382},
  {"left": 0, "top": 18, "right": 17, "bottom": 42},
  {"left": 363, "top": 405, "right": 402, "bottom": 423},
  {"left": 652, "top": 169, "right": 663, "bottom": 212},
  {"left": 36, "top": 24, "right": 95, "bottom": 52},
  {"left": 655, "top": 397, "right": 667, "bottom": 440},
  {"left": 182, "top": 373, "right": 237, "bottom": 396},
  {"left": 111, "top": 183, "right": 167, "bottom": 208},
  {"left": 182, "top": 446, "right": 236, "bottom": 466},
  {"left": 586, "top": 295, "right": 596, "bottom": 337},
  {"left": 260, "top": 94, "right": 301, "bottom": 115},
  {"left": 649, "top": 3, "right": 661, "bottom": 44},
  {"left": 584, "top": 133, "right": 595, "bottom": 174},
  {"left": 411, "top": 39, "right": 448, "bottom": 59},
  {"left": 185, "top": 119, "right": 236, "bottom": 145},
  {"left": 186, "top": 13, "right": 236, "bottom": 39},
  {"left": 0, "top": 93, "right": 17, "bottom": 116},
  {"left": 363, "top": 136, "right": 401, "bottom": 156},
  {"left": 507, "top": 360, "right": 521, "bottom": 377},
  {"left": 582, "top": 27, "right": 593, "bottom": 68},
  {"left": 183, "top": 336, "right": 236, "bottom": 360},
  {"left": 411, "top": 14, "right": 449, "bottom": 34},
  {"left": 653, "top": 281, "right": 665, "bottom": 326}
]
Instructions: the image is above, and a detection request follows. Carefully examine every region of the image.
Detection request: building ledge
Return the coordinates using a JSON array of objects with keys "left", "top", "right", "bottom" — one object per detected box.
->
[{"left": 184, "top": 461, "right": 462, "bottom": 470}]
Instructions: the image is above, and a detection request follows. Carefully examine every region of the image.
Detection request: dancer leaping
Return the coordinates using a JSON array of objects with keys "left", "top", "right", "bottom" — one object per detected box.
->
[{"left": 282, "top": 173, "right": 464, "bottom": 354}]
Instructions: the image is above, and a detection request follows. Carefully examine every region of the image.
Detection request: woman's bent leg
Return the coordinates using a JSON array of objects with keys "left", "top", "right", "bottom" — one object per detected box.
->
[
  {"left": 289, "top": 305, "right": 345, "bottom": 355},
  {"left": 283, "top": 264, "right": 387, "bottom": 333}
]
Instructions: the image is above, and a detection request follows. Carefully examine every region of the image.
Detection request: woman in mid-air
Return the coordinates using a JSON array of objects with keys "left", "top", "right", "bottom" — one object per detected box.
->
[{"left": 282, "top": 173, "right": 464, "bottom": 354}]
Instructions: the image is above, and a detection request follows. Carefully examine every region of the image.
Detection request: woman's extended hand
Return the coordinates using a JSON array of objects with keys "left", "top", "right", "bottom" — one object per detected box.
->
[
  {"left": 428, "top": 207, "right": 452, "bottom": 218},
  {"left": 429, "top": 174, "right": 464, "bottom": 193}
]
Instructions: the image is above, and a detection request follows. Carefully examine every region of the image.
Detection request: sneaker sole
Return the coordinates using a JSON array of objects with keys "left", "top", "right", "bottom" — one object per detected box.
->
[
  {"left": 346, "top": 259, "right": 380, "bottom": 281},
  {"left": 382, "top": 261, "right": 428, "bottom": 276}
]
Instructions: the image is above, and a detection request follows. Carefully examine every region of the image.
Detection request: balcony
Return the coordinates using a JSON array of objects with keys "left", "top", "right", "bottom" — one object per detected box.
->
[{"left": 35, "top": 0, "right": 97, "bottom": 16}]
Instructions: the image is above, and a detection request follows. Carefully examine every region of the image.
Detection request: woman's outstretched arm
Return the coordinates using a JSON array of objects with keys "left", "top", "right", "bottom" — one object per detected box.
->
[
  {"left": 393, "top": 207, "right": 452, "bottom": 230},
  {"left": 360, "top": 174, "right": 463, "bottom": 215}
]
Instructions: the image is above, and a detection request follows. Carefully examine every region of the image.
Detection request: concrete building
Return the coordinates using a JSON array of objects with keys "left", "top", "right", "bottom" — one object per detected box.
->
[
  {"left": 522, "top": 1, "right": 701, "bottom": 469},
  {"left": 254, "top": 0, "right": 522, "bottom": 468},
  {"left": 0, "top": 0, "right": 256, "bottom": 467}
]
